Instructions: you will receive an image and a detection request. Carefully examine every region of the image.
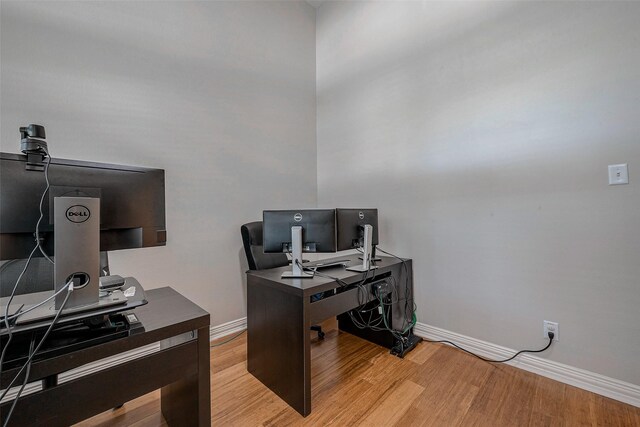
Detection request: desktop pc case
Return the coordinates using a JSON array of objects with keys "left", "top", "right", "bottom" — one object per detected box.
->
[
  {"left": 337, "top": 299, "right": 420, "bottom": 355},
  {"left": 337, "top": 278, "right": 396, "bottom": 349}
]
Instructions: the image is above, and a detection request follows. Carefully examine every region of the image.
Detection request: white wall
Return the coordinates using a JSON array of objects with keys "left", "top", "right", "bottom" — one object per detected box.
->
[
  {"left": 0, "top": 1, "right": 317, "bottom": 326},
  {"left": 317, "top": 1, "right": 640, "bottom": 385},
  {"left": 3, "top": 0, "right": 639, "bottom": 388}
]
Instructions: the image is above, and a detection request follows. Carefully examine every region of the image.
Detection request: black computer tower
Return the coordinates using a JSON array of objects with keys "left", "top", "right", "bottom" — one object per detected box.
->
[{"left": 337, "top": 295, "right": 396, "bottom": 349}]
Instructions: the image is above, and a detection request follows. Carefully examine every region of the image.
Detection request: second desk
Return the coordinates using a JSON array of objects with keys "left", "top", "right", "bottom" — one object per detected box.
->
[{"left": 246, "top": 254, "right": 414, "bottom": 417}]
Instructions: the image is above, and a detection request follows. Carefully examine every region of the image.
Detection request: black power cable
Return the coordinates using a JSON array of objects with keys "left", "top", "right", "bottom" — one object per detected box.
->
[
  {"left": 374, "top": 247, "right": 416, "bottom": 333},
  {"left": 0, "top": 245, "right": 39, "bottom": 380},
  {"left": 297, "top": 256, "right": 411, "bottom": 341},
  {"left": 1, "top": 149, "right": 53, "bottom": 381},
  {"left": 1, "top": 285, "right": 74, "bottom": 427},
  {"left": 35, "top": 151, "right": 54, "bottom": 263},
  {"left": 210, "top": 330, "right": 246, "bottom": 348},
  {"left": 2, "top": 338, "right": 35, "bottom": 425},
  {"left": 295, "top": 242, "right": 551, "bottom": 363},
  {"left": 423, "top": 332, "right": 555, "bottom": 364},
  {"left": 372, "top": 247, "right": 555, "bottom": 361}
]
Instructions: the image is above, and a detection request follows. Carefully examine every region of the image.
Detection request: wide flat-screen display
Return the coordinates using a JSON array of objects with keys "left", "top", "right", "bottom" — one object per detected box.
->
[
  {"left": 336, "top": 208, "right": 379, "bottom": 251},
  {"left": 263, "top": 209, "right": 336, "bottom": 253},
  {"left": 0, "top": 152, "right": 166, "bottom": 260}
]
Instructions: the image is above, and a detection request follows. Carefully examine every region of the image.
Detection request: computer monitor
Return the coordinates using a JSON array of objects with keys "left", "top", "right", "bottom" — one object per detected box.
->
[
  {"left": 263, "top": 209, "right": 336, "bottom": 278},
  {"left": 336, "top": 208, "right": 379, "bottom": 272},
  {"left": 0, "top": 152, "right": 167, "bottom": 261}
]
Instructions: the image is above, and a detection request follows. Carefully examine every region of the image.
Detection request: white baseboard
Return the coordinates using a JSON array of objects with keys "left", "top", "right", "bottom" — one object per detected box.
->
[
  {"left": 8, "top": 318, "right": 636, "bottom": 410},
  {"left": 209, "top": 317, "right": 246, "bottom": 341},
  {"left": 413, "top": 322, "right": 640, "bottom": 408}
]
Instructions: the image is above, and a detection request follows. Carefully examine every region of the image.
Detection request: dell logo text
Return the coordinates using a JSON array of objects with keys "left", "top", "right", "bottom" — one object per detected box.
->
[{"left": 65, "top": 205, "right": 91, "bottom": 223}]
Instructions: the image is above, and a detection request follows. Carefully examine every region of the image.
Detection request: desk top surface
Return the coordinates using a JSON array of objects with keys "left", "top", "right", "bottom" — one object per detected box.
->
[
  {"left": 134, "top": 286, "right": 209, "bottom": 333},
  {"left": 247, "top": 254, "right": 411, "bottom": 296},
  {"left": 1, "top": 286, "right": 210, "bottom": 384}
]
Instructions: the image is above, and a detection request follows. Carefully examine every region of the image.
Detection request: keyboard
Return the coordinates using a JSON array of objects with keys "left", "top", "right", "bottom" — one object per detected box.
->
[{"left": 304, "top": 259, "right": 351, "bottom": 270}]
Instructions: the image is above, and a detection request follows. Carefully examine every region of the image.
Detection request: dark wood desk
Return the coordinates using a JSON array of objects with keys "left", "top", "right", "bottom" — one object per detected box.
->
[
  {"left": 0, "top": 287, "right": 211, "bottom": 426},
  {"left": 247, "top": 254, "right": 413, "bottom": 417}
]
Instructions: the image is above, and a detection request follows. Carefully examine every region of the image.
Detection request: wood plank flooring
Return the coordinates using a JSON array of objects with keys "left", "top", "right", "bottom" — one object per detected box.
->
[{"left": 76, "top": 320, "right": 640, "bottom": 426}]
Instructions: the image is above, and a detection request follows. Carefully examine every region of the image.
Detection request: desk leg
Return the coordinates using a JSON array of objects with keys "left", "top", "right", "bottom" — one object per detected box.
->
[
  {"left": 160, "top": 326, "right": 211, "bottom": 426},
  {"left": 247, "top": 278, "right": 310, "bottom": 416}
]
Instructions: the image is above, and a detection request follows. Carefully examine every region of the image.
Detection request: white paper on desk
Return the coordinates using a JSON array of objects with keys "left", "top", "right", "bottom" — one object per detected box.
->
[{"left": 124, "top": 286, "right": 136, "bottom": 297}]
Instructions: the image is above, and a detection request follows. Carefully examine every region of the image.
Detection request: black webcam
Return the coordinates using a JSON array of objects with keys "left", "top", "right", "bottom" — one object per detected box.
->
[{"left": 20, "top": 124, "right": 48, "bottom": 171}]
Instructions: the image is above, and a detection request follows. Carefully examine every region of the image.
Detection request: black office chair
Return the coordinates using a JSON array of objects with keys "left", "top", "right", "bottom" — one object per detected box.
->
[
  {"left": 241, "top": 221, "right": 325, "bottom": 339},
  {"left": 0, "top": 258, "right": 54, "bottom": 298},
  {"left": 0, "top": 252, "right": 111, "bottom": 298}
]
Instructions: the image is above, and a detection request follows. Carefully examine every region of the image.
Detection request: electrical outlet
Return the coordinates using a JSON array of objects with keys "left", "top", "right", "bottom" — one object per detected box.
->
[
  {"left": 608, "top": 164, "right": 629, "bottom": 185},
  {"left": 543, "top": 320, "right": 559, "bottom": 341}
]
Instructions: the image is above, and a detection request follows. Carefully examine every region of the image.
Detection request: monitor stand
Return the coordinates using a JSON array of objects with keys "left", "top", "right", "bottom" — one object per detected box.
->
[
  {"left": 54, "top": 196, "right": 101, "bottom": 310},
  {"left": 282, "top": 225, "right": 314, "bottom": 279},
  {"left": 359, "top": 245, "right": 382, "bottom": 262},
  {"left": 347, "top": 224, "right": 378, "bottom": 273}
]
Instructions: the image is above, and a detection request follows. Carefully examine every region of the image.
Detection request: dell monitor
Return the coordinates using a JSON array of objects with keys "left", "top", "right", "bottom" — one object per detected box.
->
[
  {"left": 1, "top": 151, "right": 166, "bottom": 317},
  {"left": 263, "top": 209, "right": 336, "bottom": 278},
  {"left": 336, "top": 208, "right": 379, "bottom": 272},
  {"left": 0, "top": 152, "right": 167, "bottom": 261}
]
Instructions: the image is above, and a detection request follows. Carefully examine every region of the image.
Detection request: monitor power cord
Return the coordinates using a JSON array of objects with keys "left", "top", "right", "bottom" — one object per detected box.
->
[
  {"left": 35, "top": 149, "right": 53, "bottom": 264},
  {"left": 210, "top": 330, "right": 246, "bottom": 348},
  {"left": 371, "top": 247, "right": 555, "bottom": 362},
  {"left": 1, "top": 147, "right": 54, "bottom": 382},
  {"left": 423, "top": 331, "right": 555, "bottom": 364},
  {"left": 1, "top": 284, "right": 74, "bottom": 426}
]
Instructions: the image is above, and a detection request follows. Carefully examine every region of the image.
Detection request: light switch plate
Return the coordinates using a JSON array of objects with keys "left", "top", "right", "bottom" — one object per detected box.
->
[{"left": 608, "top": 164, "right": 629, "bottom": 185}]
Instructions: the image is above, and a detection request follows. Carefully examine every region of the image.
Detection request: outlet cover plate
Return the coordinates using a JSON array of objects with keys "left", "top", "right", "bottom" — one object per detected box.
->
[
  {"left": 608, "top": 164, "right": 629, "bottom": 185},
  {"left": 543, "top": 320, "right": 559, "bottom": 341}
]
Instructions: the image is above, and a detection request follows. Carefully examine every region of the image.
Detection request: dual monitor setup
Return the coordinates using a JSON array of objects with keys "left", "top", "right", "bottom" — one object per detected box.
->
[
  {"left": 263, "top": 208, "right": 379, "bottom": 278},
  {"left": 0, "top": 125, "right": 166, "bottom": 326}
]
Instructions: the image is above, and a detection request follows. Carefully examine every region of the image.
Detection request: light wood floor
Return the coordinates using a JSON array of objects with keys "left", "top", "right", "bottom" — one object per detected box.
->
[{"left": 77, "top": 321, "right": 640, "bottom": 426}]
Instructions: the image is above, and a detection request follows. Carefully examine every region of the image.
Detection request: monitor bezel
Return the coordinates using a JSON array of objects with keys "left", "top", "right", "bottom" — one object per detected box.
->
[
  {"left": 262, "top": 209, "right": 337, "bottom": 254},
  {"left": 0, "top": 152, "right": 166, "bottom": 261},
  {"left": 335, "top": 208, "right": 379, "bottom": 252}
]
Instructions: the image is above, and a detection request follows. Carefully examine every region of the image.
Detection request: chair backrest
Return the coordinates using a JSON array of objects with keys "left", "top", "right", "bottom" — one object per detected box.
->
[
  {"left": 0, "top": 257, "right": 54, "bottom": 298},
  {"left": 241, "top": 221, "right": 288, "bottom": 271},
  {"left": 0, "top": 252, "right": 111, "bottom": 298}
]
